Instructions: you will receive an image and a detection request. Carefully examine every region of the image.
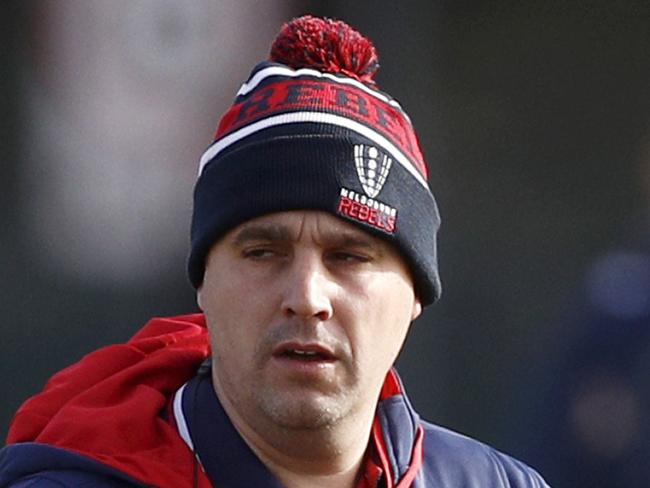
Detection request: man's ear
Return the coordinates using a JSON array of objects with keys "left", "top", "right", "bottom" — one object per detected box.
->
[
  {"left": 196, "top": 286, "right": 204, "bottom": 311},
  {"left": 411, "top": 296, "right": 422, "bottom": 322}
]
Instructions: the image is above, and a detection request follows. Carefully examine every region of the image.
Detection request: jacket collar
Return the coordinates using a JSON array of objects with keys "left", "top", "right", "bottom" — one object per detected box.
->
[{"left": 174, "top": 366, "right": 424, "bottom": 487}]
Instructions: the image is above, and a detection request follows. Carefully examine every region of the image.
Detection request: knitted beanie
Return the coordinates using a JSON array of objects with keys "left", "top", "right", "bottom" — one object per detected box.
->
[{"left": 189, "top": 15, "right": 442, "bottom": 305}]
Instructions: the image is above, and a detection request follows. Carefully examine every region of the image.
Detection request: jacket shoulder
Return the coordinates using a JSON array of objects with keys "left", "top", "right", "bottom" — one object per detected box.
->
[
  {"left": 419, "top": 422, "right": 550, "bottom": 487},
  {"left": 0, "top": 443, "right": 148, "bottom": 488}
]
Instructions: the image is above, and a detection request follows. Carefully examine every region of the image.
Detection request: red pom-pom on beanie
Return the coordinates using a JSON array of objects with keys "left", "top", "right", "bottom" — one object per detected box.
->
[{"left": 270, "top": 15, "right": 380, "bottom": 86}]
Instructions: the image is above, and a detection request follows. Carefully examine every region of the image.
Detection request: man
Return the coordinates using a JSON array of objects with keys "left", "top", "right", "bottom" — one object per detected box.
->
[{"left": 0, "top": 15, "right": 549, "bottom": 487}]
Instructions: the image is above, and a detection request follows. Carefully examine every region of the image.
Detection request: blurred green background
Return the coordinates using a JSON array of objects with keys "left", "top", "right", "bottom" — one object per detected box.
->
[{"left": 2, "top": 2, "right": 649, "bottom": 486}]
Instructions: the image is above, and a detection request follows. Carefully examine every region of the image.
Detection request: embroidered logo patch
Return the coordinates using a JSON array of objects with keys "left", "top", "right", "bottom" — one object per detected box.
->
[
  {"left": 338, "top": 144, "right": 397, "bottom": 234},
  {"left": 354, "top": 144, "right": 392, "bottom": 198},
  {"left": 337, "top": 188, "right": 397, "bottom": 234}
]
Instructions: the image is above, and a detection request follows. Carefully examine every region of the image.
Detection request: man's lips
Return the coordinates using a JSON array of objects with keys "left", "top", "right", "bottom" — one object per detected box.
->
[{"left": 272, "top": 342, "right": 337, "bottom": 362}]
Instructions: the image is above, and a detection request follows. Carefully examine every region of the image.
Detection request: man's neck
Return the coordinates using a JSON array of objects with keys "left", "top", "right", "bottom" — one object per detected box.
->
[
  {"left": 249, "top": 441, "right": 367, "bottom": 488},
  {"left": 212, "top": 379, "right": 376, "bottom": 488}
]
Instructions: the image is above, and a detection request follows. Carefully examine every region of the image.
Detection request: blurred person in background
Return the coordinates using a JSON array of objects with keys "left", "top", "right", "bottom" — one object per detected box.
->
[
  {"left": 0, "top": 15, "right": 549, "bottom": 488},
  {"left": 521, "top": 130, "right": 650, "bottom": 487}
]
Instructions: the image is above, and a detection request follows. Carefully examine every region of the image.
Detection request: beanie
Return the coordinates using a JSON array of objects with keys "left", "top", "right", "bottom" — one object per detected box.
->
[{"left": 189, "top": 15, "right": 442, "bottom": 305}]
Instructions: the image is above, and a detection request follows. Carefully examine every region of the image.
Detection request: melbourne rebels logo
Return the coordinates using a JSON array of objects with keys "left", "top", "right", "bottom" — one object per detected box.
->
[
  {"left": 354, "top": 144, "right": 392, "bottom": 198},
  {"left": 338, "top": 144, "right": 397, "bottom": 234}
]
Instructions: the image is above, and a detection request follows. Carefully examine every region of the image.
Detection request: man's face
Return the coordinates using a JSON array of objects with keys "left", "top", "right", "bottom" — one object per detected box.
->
[{"left": 198, "top": 210, "right": 421, "bottom": 432}]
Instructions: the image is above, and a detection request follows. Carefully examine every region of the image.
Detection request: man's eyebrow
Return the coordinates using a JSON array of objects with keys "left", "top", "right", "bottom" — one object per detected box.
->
[
  {"left": 231, "top": 225, "right": 378, "bottom": 250},
  {"left": 232, "top": 225, "right": 293, "bottom": 245},
  {"left": 324, "top": 232, "right": 376, "bottom": 249}
]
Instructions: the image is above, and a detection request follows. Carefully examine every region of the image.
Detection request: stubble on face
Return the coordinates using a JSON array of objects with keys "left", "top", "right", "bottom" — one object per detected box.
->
[{"left": 211, "top": 317, "right": 361, "bottom": 432}]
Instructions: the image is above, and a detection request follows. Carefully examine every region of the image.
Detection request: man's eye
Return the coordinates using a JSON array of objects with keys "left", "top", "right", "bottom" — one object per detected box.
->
[
  {"left": 242, "top": 248, "right": 277, "bottom": 259},
  {"left": 328, "top": 251, "right": 370, "bottom": 263}
]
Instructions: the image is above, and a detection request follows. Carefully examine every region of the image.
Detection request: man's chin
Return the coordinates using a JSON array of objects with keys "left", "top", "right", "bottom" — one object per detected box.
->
[{"left": 259, "top": 394, "right": 349, "bottom": 431}]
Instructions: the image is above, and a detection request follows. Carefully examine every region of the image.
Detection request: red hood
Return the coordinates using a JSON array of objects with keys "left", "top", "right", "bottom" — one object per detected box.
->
[{"left": 7, "top": 314, "right": 213, "bottom": 488}]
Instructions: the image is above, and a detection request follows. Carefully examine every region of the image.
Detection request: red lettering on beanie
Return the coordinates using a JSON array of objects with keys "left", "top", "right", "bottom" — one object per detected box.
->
[
  {"left": 215, "top": 79, "right": 426, "bottom": 179},
  {"left": 337, "top": 193, "right": 397, "bottom": 235}
]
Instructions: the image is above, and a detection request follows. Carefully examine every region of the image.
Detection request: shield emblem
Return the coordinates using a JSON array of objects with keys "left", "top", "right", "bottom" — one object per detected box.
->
[{"left": 354, "top": 144, "right": 392, "bottom": 198}]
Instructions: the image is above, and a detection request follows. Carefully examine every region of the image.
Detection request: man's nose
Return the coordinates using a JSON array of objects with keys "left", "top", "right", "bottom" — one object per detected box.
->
[{"left": 281, "top": 254, "right": 334, "bottom": 321}]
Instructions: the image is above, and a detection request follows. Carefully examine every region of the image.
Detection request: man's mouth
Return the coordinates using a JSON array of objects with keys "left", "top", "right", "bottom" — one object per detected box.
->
[{"left": 273, "top": 343, "right": 337, "bottom": 362}]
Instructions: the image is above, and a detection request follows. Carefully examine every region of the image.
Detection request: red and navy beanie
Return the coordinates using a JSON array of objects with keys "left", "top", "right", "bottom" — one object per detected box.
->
[{"left": 189, "top": 15, "right": 442, "bottom": 305}]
